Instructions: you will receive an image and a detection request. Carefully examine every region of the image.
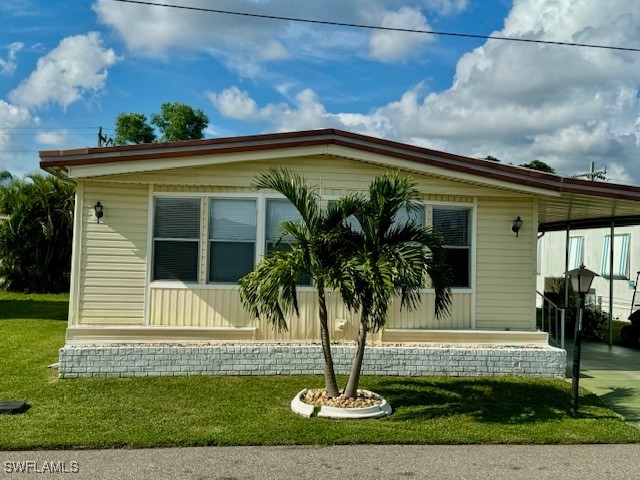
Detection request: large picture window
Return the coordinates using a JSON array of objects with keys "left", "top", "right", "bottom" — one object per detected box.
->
[
  {"left": 153, "top": 197, "right": 200, "bottom": 282},
  {"left": 151, "top": 196, "right": 474, "bottom": 290},
  {"left": 433, "top": 206, "right": 472, "bottom": 288},
  {"left": 209, "top": 199, "right": 256, "bottom": 283}
]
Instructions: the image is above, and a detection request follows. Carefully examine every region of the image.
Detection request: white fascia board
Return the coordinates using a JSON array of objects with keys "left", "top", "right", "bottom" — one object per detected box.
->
[
  {"left": 65, "top": 145, "right": 331, "bottom": 179},
  {"left": 325, "top": 145, "right": 561, "bottom": 197}
]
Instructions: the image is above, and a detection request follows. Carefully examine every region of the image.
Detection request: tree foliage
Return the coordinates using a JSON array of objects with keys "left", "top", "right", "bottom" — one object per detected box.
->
[
  {"left": 114, "top": 113, "right": 157, "bottom": 145},
  {"left": 113, "top": 102, "right": 209, "bottom": 145},
  {"left": 338, "top": 174, "right": 452, "bottom": 396},
  {"left": 240, "top": 169, "right": 452, "bottom": 399},
  {"left": 150, "top": 102, "right": 209, "bottom": 142},
  {"left": 520, "top": 159, "right": 556, "bottom": 173},
  {"left": 240, "top": 168, "right": 360, "bottom": 397},
  {"left": 0, "top": 174, "right": 74, "bottom": 293}
]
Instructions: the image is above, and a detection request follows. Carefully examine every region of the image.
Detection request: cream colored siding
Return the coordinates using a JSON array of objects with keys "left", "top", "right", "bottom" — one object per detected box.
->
[
  {"left": 95, "top": 157, "right": 519, "bottom": 198},
  {"left": 148, "top": 287, "right": 471, "bottom": 341},
  {"left": 74, "top": 154, "right": 541, "bottom": 338},
  {"left": 77, "top": 182, "right": 148, "bottom": 324},
  {"left": 475, "top": 198, "right": 537, "bottom": 330}
]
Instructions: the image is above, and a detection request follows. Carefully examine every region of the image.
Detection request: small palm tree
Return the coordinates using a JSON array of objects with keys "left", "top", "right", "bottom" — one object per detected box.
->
[
  {"left": 240, "top": 168, "right": 360, "bottom": 397},
  {"left": 339, "top": 173, "right": 452, "bottom": 398}
]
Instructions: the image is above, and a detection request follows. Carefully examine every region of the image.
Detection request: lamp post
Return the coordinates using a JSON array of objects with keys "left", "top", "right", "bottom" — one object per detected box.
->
[{"left": 565, "top": 264, "right": 599, "bottom": 415}]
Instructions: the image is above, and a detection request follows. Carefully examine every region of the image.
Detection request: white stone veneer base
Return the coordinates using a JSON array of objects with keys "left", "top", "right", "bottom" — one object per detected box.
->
[{"left": 58, "top": 344, "right": 566, "bottom": 379}]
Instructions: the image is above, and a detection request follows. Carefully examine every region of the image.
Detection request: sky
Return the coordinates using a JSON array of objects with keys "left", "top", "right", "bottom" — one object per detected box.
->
[{"left": 1, "top": 0, "right": 640, "bottom": 184}]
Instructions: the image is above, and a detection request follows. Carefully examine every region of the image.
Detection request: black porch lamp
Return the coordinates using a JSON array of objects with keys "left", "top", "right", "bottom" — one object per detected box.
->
[
  {"left": 565, "top": 264, "right": 599, "bottom": 414},
  {"left": 93, "top": 201, "right": 104, "bottom": 223},
  {"left": 511, "top": 216, "right": 523, "bottom": 237}
]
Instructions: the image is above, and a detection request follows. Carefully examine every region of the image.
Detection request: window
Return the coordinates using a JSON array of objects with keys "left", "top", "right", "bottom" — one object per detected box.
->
[
  {"left": 601, "top": 234, "right": 630, "bottom": 280},
  {"left": 266, "top": 199, "right": 311, "bottom": 285},
  {"left": 153, "top": 197, "right": 200, "bottom": 282},
  {"left": 266, "top": 199, "right": 300, "bottom": 253},
  {"left": 209, "top": 199, "right": 256, "bottom": 283},
  {"left": 568, "top": 236, "right": 584, "bottom": 270},
  {"left": 433, "top": 206, "right": 471, "bottom": 288},
  {"left": 393, "top": 205, "right": 424, "bottom": 228},
  {"left": 151, "top": 196, "right": 474, "bottom": 289}
]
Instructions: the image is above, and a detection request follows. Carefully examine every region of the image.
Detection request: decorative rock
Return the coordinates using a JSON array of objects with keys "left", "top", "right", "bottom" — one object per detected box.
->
[{"left": 290, "top": 389, "right": 392, "bottom": 419}]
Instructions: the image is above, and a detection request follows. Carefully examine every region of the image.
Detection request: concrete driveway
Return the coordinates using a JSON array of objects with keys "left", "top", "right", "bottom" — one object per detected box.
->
[{"left": 566, "top": 340, "right": 640, "bottom": 427}]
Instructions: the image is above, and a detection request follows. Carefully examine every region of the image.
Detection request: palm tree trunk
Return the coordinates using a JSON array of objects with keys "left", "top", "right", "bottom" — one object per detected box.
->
[
  {"left": 343, "top": 322, "right": 367, "bottom": 398},
  {"left": 317, "top": 281, "right": 339, "bottom": 397}
]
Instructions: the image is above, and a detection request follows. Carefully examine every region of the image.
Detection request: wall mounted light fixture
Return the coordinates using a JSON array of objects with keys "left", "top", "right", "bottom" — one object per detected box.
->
[
  {"left": 94, "top": 201, "right": 104, "bottom": 223},
  {"left": 511, "top": 216, "right": 523, "bottom": 237}
]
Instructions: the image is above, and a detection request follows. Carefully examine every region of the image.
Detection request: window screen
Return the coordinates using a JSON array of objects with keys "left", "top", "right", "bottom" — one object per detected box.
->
[
  {"left": 153, "top": 197, "right": 200, "bottom": 281},
  {"left": 209, "top": 199, "right": 257, "bottom": 283},
  {"left": 433, "top": 207, "right": 472, "bottom": 288}
]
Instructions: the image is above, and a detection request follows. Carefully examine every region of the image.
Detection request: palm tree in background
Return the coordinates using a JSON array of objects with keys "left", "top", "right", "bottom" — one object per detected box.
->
[{"left": 0, "top": 173, "right": 74, "bottom": 292}]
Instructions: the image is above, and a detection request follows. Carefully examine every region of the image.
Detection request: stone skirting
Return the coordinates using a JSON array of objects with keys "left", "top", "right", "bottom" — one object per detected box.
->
[{"left": 58, "top": 344, "right": 566, "bottom": 379}]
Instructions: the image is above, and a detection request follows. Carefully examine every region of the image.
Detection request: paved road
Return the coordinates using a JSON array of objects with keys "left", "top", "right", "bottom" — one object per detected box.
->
[{"left": 2, "top": 444, "right": 640, "bottom": 480}]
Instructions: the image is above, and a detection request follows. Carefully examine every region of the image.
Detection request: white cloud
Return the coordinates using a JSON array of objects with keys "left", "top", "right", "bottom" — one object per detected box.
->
[
  {"left": 369, "top": 7, "right": 434, "bottom": 62},
  {"left": 423, "top": 0, "right": 467, "bottom": 15},
  {"left": 0, "top": 99, "right": 36, "bottom": 175},
  {"left": 0, "top": 42, "right": 24, "bottom": 75},
  {"left": 8, "top": 32, "right": 120, "bottom": 109},
  {"left": 93, "top": 0, "right": 469, "bottom": 74},
  {"left": 210, "top": 0, "right": 640, "bottom": 184},
  {"left": 35, "top": 130, "right": 68, "bottom": 147}
]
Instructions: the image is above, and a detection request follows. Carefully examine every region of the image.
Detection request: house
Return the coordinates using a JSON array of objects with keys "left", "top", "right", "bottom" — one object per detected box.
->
[
  {"left": 537, "top": 225, "right": 640, "bottom": 321},
  {"left": 39, "top": 129, "right": 640, "bottom": 379}
]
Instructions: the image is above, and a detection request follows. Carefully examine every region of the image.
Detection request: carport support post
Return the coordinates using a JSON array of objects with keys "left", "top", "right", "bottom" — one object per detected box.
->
[
  {"left": 609, "top": 219, "right": 614, "bottom": 346},
  {"left": 572, "top": 294, "right": 584, "bottom": 415}
]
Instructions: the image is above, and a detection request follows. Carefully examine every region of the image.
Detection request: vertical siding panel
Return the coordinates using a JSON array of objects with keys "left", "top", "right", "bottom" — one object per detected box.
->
[
  {"left": 78, "top": 182, "right": 148, "bottom": 325},
  {"left": 475, "top": 198, "right": 536, "bottom": 330}
]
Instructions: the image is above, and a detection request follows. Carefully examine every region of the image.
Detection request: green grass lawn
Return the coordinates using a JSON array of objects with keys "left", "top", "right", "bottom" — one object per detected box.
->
[{"left": 1, "top": 292, "right": 640, "bottom": 450}]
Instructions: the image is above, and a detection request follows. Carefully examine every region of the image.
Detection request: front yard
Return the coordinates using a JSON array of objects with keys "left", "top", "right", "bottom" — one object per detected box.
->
[{"left": 1, "top": 292, "right": 639, "bottom": 450}]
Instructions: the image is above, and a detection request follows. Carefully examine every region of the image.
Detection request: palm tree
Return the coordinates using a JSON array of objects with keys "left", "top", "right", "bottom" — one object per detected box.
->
[
  {"left": 240, "top": 168, "right": 360, "bottom": 398},
  {"left": 0, "top": 170, "right": 12, "bottom": 187},
  {"left": 339, "top": 173, "right": 452, "bottom": 398},
  {"left": 0, "top": 173, "right": 74, "bottom": 292}
]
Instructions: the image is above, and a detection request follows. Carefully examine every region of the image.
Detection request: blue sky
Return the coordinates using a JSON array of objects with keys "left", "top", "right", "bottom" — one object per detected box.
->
[{"left": 1, "top": 0, "right": 640, "bottom": 184}]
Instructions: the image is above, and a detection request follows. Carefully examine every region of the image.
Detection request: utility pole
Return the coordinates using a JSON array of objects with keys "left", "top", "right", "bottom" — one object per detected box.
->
[{"left": 572, "top": 161, "right": 607, "bottom": 181}]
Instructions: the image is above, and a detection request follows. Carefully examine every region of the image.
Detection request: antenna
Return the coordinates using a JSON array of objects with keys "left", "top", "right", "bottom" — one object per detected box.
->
[
  {"left": 97, "top": 126, "right": 113, "bottom": 147},
  {"left": 572, "top": 161, "right": 607, "bottom": 181}
]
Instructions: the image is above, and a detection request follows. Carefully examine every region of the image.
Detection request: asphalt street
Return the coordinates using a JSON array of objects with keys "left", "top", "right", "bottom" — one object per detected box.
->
[{"left": 2, "top": 444, "right": 640, "bottom": 480}]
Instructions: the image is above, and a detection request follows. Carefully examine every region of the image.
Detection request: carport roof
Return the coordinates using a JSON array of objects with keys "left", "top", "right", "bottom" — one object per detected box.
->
[{"left": 39, "top": 128, "right": 640, "bottom": 232}]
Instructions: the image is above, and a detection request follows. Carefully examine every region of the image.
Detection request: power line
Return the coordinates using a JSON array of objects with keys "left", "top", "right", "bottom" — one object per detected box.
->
[{"left": 112, "top": 0, "right": 640, "bottom": 53}]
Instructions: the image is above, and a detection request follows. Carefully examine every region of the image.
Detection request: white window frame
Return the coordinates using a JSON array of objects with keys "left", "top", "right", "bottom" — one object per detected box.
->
[
  {"left": 601, "top": 234, "right": 630, "bottom": 280},
  {"left": 568, "top": 236, "right": 585, "bottom": 270},
  {"left": 148, "top": 193, "right": 475, "bottom": 293},
  {"left": 151, "top": 196, "right": 201, "bottom": 284},
  {"left": 431, "top": 202, "right": 474, "bottom": 291}
]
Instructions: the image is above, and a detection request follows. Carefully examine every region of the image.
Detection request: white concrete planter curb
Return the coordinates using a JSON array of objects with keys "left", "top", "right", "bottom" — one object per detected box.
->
[
  {"left": 290, "top": 389, "right": 316, "bottom": 418},
  {"left": 291, "top": 389, "right": 393, "bottom": 419}
]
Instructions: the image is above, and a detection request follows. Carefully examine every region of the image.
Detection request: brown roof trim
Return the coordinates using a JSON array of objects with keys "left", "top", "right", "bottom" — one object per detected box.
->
[{"left": 40, "top": 128, "right": 640, "bottom": 201}]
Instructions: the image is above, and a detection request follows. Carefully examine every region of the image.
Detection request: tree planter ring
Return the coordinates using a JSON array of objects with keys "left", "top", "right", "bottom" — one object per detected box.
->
[{"left": 291, "top": 389, "right": 393, "bottom": 419}]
